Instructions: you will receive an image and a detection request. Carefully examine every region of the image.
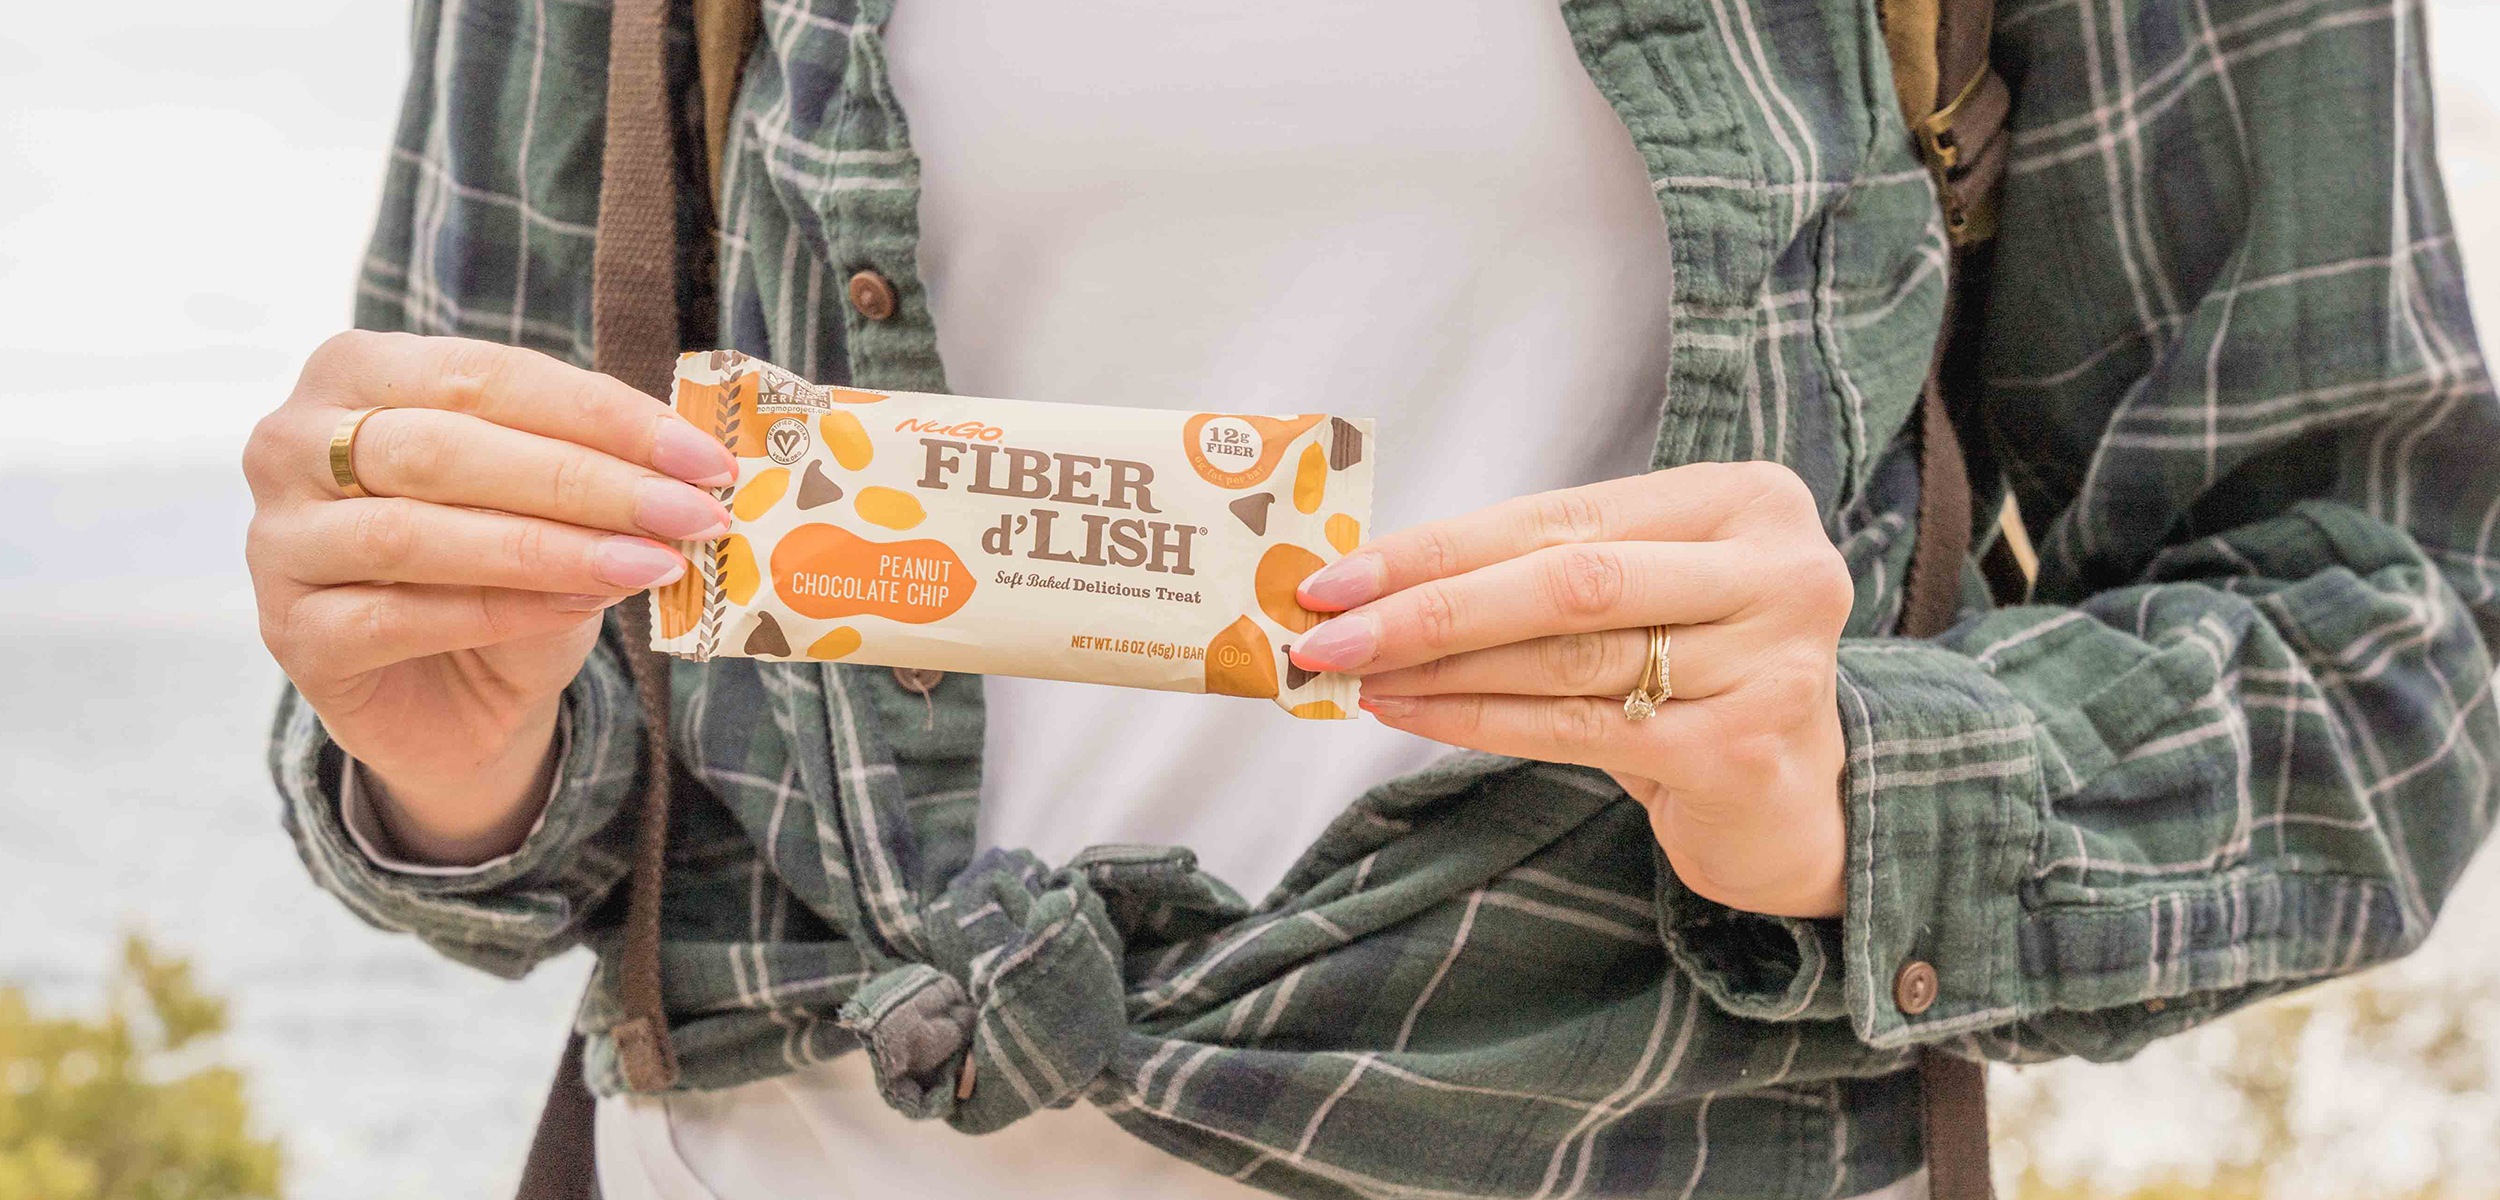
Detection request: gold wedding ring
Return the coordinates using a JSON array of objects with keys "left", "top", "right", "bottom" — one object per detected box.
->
[
  {"left": 1623, "top": 625, "right": 1672, "bottom": 721},
  {"left": 329, "top": 406, "right": 392, "bottom": 499}
]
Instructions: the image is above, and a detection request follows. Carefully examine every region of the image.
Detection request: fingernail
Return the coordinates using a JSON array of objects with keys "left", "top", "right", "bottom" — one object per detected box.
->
[
  {"left": 1359, "top": 694, "right": 1414, "bottom": 718},
  {"left": 1298, "top": 554, "right": 1383, "bottom": 611},
  {"left": 636, "top": 478, "right": 732, "bottom": 540},
  {"left": 1294, "top": 614, "right": 1378, "bottom": 671},
  {"left": 553, "top": 592, "right": 626, "bottom": 611},
  {"left": 652, "top": 416, "right": 738, "bottom": 487},
  {"left": 595, "top": 537, "right": 686, "bottom": 589}
]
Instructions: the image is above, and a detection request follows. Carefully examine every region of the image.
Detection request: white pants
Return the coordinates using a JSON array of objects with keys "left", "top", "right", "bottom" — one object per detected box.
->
[{"left": 593, "top": 1053, "right": 1935, "bottom": 1200}]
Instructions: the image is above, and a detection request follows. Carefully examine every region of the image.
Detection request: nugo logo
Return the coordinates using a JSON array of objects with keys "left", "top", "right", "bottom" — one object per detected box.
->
[{"left": 895, "top": 417, "right": 1005, "bottom": 442}]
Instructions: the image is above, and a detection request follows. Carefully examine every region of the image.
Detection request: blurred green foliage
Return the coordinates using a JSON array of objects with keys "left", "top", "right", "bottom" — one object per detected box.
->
[{"left": 0, "top": 937, "right": 282, "bottom": 1200}]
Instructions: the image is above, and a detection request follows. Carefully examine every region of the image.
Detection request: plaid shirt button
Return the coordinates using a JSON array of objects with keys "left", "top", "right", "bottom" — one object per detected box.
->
[
  {"left": 1893, "top": 960, "right": 1940, "bottom": 1015},
  {"left": 894, "top": 667, "right": 945, "bottom": 695},
  {"left": 848, "top": 270, "right": 897, "bottom": 320}
]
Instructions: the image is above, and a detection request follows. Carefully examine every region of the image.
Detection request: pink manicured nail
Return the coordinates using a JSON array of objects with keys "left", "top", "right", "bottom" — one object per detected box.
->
[
  {"left": 553, "top": 593, "right": 625, "bottom": 611},
  {"left": 1359, "top": 694, "right": 1414, "bottom": 718},
  {"left": 636, "top": 478, "right": 731, "bottom": 540},
  {"left": 1298, "top": 554, "right": 1383, "bottom": 611},
  {"left": 595, "top": 538, "right": 686, "bottom": 589},
  {"left": 1294, "top": 614, "right": 1378, "bottom": 671},
  {"left": 652, "top": 416, "right": 737, "bottom": 487}
]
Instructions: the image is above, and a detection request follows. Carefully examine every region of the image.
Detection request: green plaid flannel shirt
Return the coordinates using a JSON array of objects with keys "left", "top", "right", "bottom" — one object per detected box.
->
[{"left": 271, "top": 0, "right": 2500, "bottom": 1194}]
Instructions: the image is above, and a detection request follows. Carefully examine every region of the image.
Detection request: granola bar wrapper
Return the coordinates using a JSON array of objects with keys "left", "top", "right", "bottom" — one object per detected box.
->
[{"left": 649, "top": 351, "right": 1375, "bottom": 719}]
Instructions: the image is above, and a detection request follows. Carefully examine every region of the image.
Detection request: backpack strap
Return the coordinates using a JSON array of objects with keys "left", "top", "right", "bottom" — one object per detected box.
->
[
  {"left": 1885, "top": 0, "right": 2013, "bottom": 1192},
  {"left": 694, "top": 0, "right": 763, "bottom": 192},
  {"left": 589, "top": 0, "right": 684, "bottom": 1099},
  {"left": 515, "top": 0, "right": 700, "bottom": 1192}
]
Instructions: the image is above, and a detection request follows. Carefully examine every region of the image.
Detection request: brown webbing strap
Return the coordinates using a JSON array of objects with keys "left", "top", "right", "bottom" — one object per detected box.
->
[
  {"left": 1889, "top": 0, "right": 2009, "bottom": 1193},
  {"left": 589, "top": 0, "right": 683, "bottom": 1099},
  {"left": 514, "top": 0, "right": 687, "bottom": 1193},
  {"left": 1903, "top": 362, "right": 1975, "bottom": 640},
  {"left": 513, "top": 1029, "right": 597, "bottom": 1199},
  {"left": 693, "top": 0, "right": 761, "bottom": 191}
]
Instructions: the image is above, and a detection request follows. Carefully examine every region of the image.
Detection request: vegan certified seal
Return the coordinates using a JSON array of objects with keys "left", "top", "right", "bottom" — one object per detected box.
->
[{"left": 766, "top": 416, "right": 811, "bottom": 465}]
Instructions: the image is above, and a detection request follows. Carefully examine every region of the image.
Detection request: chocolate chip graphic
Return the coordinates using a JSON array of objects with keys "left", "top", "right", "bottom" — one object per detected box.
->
[
  {"left": 798, "top": 460, "right": 844, "bottom": 509},
  {"left": 744, "top": 611, "right": 791, "bottom": 657},
  {"left": 1230, "top": 492, "right": 1273, "bottom": 535},
  {"left": 1285, "top": 652, "right": 1317, "bottom": 691},
  {"left": 1326, "top": 417, "right": 1365, "bottom": 471}
]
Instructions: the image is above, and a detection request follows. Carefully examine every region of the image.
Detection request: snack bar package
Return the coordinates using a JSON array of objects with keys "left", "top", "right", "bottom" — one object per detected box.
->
[{"left": 649, "top": 351, "right": 1376, "bottom": 719}]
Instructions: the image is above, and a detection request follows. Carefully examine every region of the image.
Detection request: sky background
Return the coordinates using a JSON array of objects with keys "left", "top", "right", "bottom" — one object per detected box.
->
[
  {"left": 2, "top": 3, "right": 2497, "bottom": 475},
  {"left": 2, "top": 2, "right": 2497, "bottom": 1198}
]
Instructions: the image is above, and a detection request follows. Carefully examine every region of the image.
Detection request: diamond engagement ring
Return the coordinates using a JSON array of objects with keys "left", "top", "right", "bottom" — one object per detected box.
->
[{"left": 1623, "top": 625, "right": 1671, "bottom": 721}]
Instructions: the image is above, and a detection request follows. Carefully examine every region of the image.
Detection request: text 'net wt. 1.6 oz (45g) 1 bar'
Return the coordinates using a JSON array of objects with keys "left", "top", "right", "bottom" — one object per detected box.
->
[{"left": 649, "top": 350, "right": 1376, "bottom": 719}]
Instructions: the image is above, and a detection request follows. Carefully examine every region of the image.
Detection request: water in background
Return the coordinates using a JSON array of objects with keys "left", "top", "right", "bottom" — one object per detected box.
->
[
  {"left": 3, "top": 1, "right": 2499, "bottom": 1198},
  {"left": 0, "top": 467, "right": 592, "bottom": 1198}
]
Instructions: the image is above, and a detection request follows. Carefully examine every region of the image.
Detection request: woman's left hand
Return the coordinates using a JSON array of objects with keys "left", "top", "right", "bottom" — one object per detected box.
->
[{"left": 1288, "top": 461, "right": 1856, "bottom": 920}]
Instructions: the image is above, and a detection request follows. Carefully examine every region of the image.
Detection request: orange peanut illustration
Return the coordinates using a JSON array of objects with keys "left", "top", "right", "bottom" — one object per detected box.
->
[
  {"left": 1254, "top": 544, "right": 1328, "bottom": 633},
  {"left": 1325, "top": 513, "right": 1362, "bottom": 554},
  {"left": 1292, "top": 443, "right": 1327, "bottom": 514},
  {"left": 808, "top": 626, "right": 863, "bottom": 660},
  {"left": 821, "top": 411, "right": 874, "bottom": 471},
  {"left": 720, "top": 534, "right": 760, "bottom": 605},
  {"left": 733, "top": 469, "right": 790, "bottom": 521},
  {"left": 854, "top": 486, "right": 927, "bottom": 531}
]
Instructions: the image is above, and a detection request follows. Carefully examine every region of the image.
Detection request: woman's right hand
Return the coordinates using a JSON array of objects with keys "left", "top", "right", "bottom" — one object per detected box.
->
[{"left": 243, "top": 332, "right": 736, "bottom": 865}]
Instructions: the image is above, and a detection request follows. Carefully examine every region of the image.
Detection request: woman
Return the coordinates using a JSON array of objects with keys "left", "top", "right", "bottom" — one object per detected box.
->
[{"left": 245, "top": 0, "right": 2500, "bottom": 1195}]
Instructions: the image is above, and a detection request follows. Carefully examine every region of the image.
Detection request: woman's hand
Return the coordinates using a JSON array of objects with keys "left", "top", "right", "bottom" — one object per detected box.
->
[
  {"left": 1287, "top": 462, "right": 1855, "bottom": 919},
  {"left": 242, "top": 332, "right": 737, "bottom": 864}
]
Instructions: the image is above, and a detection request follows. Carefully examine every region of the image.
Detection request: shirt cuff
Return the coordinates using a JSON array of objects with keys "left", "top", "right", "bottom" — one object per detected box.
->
[
  {"left": 1656, "top": 640, "right": 2044, "bottom": 1044},
  {"left": 271, "top": 640, "right": 645, "bottom": 978},
  {"left": 1827, "top": 639, "right": 2043, "bottom": 1048},
  {"left": 336, "top": 710, "right": 571, "bottom": 877},
  {"left": 1652, "top": 850, "right": 1849, "bottom": 1023}
]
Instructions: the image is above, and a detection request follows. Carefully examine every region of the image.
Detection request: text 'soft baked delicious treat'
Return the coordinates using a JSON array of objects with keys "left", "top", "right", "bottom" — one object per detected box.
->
[{"left": 648, "top": 351, "right": 1375, "bottom": 719}]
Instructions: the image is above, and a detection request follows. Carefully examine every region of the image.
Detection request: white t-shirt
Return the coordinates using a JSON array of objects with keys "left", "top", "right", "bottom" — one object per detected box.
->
[{"left": 604, "top": 0, "right": 1679, "bottom": 1193}]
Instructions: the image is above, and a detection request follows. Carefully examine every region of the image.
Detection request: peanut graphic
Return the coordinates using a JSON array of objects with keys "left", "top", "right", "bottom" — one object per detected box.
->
[
  {"left": 1255, "top": 543, "right": 1328, "bottom": 633},
  {"left": 733, "top": 469, "right": 790, "bottom": 521},
  {"left": 821, "top": 410, "right": 874, "bottom": 471},
  {"left": 1292, "top": 443, "right": 1326, "bottom": 514},
  {"left": 1325, "top": 513, "right": 1361, "bottom": 554},
  {"left": 720, "top": 533, "right": 760, "bottom": 606},
  {"left": 855, "top": 486, "right": 927, "bottom": 531},
  {"left": 808, "top": 626, "right": 863, "bottom": 660}
]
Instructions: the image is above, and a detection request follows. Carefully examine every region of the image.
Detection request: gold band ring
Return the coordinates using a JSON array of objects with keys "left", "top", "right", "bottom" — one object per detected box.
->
[
  {"left": 1623, "top": 626, "right": 1672, "bottom": 721},
  {"left": 328, "top": 406, "right": 392, "bottom": 499}
]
